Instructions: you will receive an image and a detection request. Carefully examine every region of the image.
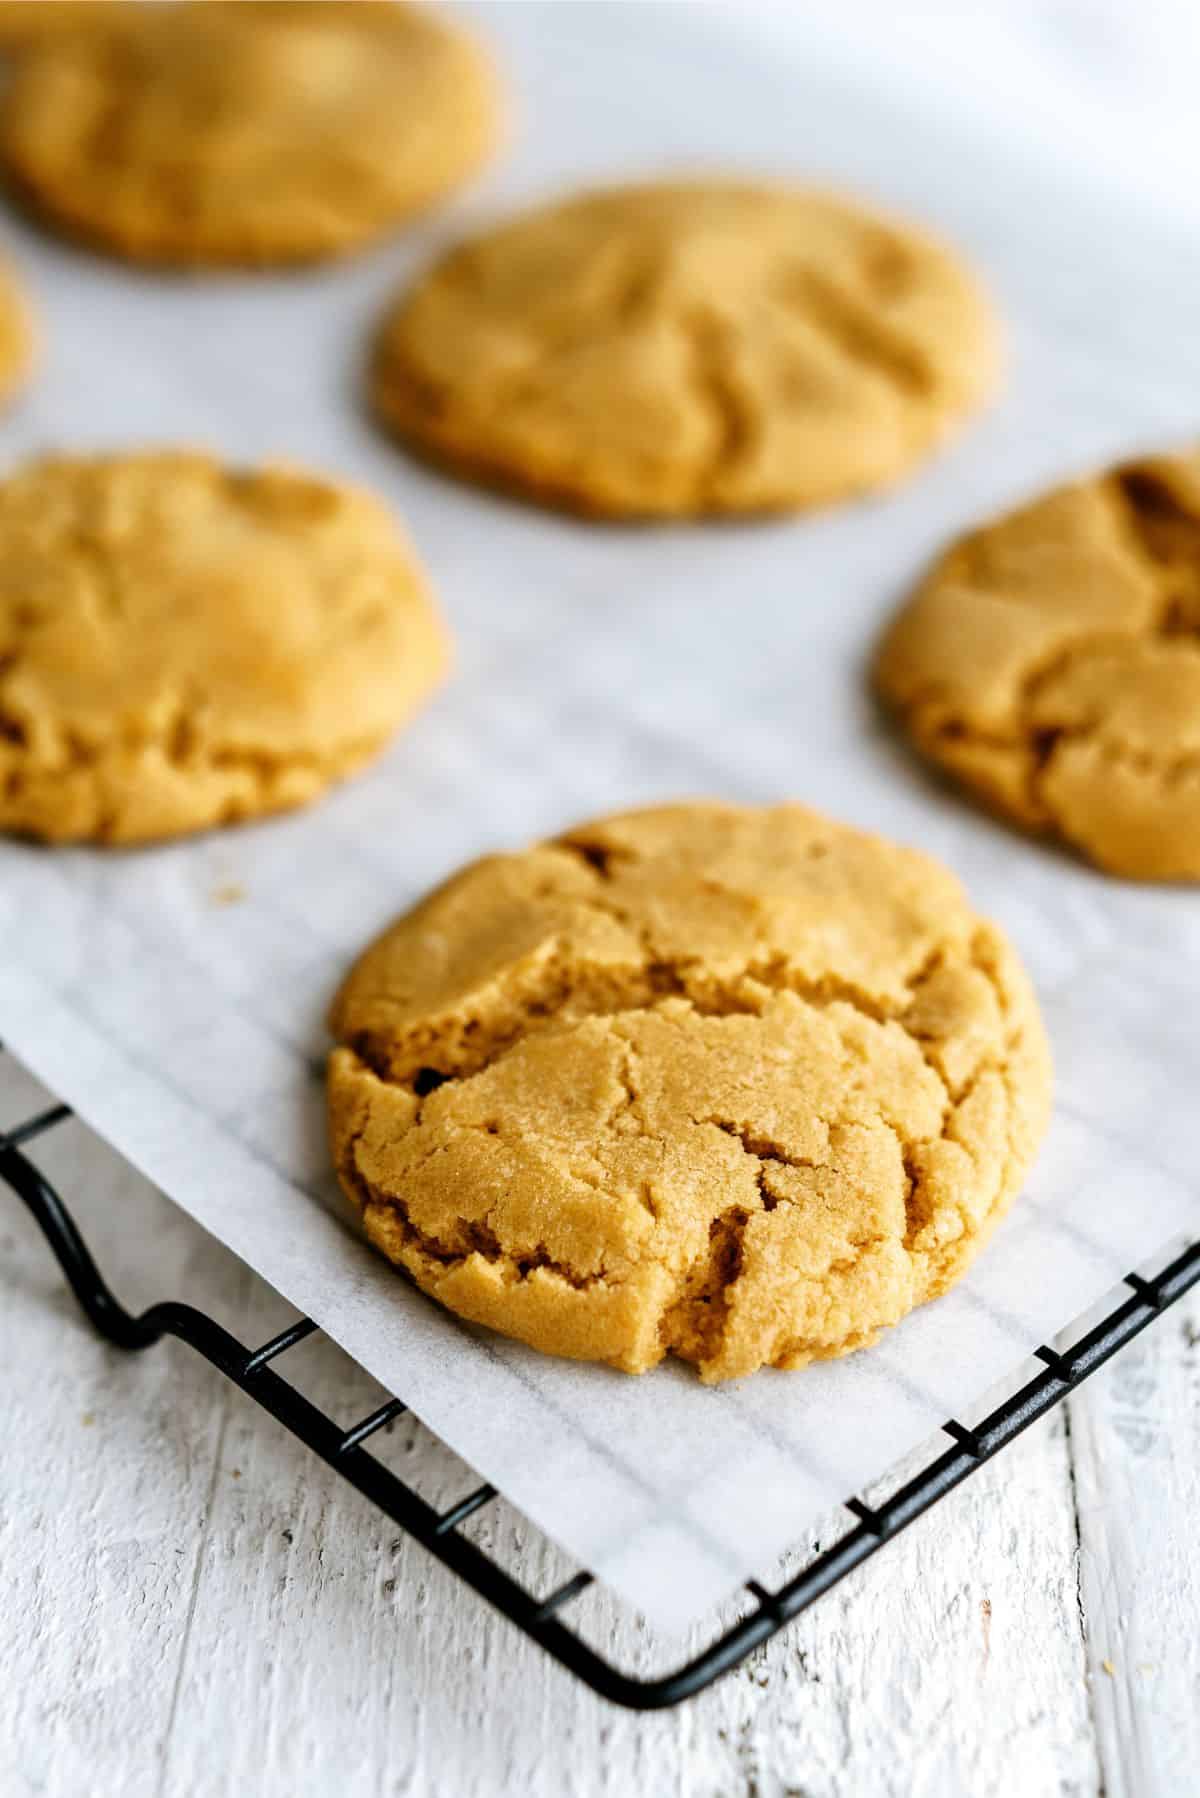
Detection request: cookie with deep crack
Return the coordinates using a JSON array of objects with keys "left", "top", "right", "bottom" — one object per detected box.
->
[
  {"left": 328, "top": 801, "right": 1050, "bottom": 1382},
  {"left": 0, "top": 1, "right": 499, "bottom": 267},
  {"left": 371, "top": 181, "right": 998, "bottom": 519},
  {"left": 0, "top": 450, "right": 449, "bottom": 844},
  {"left": 876, "top": 450, "right": 1200, "bottom": 879}
]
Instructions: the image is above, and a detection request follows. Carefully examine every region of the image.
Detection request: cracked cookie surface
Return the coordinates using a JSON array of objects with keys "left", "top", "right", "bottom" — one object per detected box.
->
[
  {"left": 328, "top": 802, "right": 1050, "bottom": 1382},
  {"left": 875, "top": 449, "right": 1200, "bottom": 879},
  {"left": 0, "top": 450, "right": 448, "bottom": 844},
  {"left": 0, "top": 1, "right": 498, "bottom": 266},
  {"left": 371, "top": 181, "right": 998, "bottom": 519}
]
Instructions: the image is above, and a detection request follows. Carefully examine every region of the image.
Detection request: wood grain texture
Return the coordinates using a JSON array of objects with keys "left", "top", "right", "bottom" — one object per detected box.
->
[
  {"left": 3, "top": 1072, "right": 1197, "bottom": 1798},
  {"left": 1068, "top": 1309, "right": 1200, "bottom": 1798}
]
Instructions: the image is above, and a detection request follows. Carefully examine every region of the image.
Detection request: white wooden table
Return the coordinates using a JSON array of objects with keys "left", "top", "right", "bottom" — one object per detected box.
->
[{"left": 4, "top": 6, "right": 1200, "bottom": 1793}]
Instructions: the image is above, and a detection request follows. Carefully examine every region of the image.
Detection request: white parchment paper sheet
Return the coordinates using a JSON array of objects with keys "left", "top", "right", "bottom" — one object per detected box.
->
[{"left": 2, "top": 4, "right": 1199, "bottom": 1634}]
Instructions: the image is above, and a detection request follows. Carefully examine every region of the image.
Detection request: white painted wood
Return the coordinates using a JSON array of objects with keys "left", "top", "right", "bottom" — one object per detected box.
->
[
  {"left": 0, "top": 1089, "right": 242, "bottom": 1798},
  {"left": 5, "top": 1085, "right": 1197, "bottom": 1798},
  {"left": 1068, "top": 1308, "right": 1200, "bottom": 1798},
  {"left": 161, "top": 1386, "right": 1099, "bottom": 1798}
]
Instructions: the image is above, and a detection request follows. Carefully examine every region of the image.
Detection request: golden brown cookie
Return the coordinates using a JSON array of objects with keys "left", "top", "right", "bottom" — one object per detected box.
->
[
  {"left": 0, "top": 450, "right": 449, "bottom": 844},
  {"left": 0, "top": 257, "right": 34, "bottom": 404},
  {"left": 876, "top": 450, "right": 1200, "bottom": 880},
  {"left": 328, "top": 802, "right": 1050, "bottom": 1382},
  {"left": 0, "top": 3, "right": 135, "bottom": 49},
  {"left": 0, "top": 2, "right": 498, "bottom": 267},
  {"left": 371, "top": 181, "right": 998, "bottom": 519}
]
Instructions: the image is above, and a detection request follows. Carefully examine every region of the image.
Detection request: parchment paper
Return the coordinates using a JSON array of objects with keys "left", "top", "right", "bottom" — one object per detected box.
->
[{"left": 2, "top": 3, "right": 1198, "bottom": 1634}]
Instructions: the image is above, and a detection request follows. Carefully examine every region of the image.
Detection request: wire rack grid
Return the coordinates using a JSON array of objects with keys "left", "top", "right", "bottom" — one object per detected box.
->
[{"left": 3, "top": 1062, "right": 1198, "bottom": 1711}]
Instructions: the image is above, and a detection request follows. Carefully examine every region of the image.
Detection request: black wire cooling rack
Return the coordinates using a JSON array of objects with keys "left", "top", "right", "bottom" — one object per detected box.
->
[{"left": 4, "top": 1063, "right": 1199, "bottom": 1711}]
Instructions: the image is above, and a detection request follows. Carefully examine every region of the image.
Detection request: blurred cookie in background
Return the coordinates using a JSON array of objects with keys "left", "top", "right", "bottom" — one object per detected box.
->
[
  {"left": 0, "top": 449, "right": 450, "bottom": 844},
  {"left": 0, "top": 1, "right": 500, "bottom": 266},
  {"left": 0, "top": 255, "right": 33, "bottom": 403},
  {"left": 371, "top": 180, "right": 998, "bottom": 520},
  {"left": 0, "top": 3, "right": 136, "bottom": 49}
]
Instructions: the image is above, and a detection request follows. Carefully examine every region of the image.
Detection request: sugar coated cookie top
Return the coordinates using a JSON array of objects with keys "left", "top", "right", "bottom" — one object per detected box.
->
[{"left": 329, "top": 801, "right": 1050, "bottom": 1382}]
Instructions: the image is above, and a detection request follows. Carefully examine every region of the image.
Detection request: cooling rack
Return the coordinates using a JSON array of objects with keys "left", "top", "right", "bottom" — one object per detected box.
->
[{"left": 4, "top": 1055, "right": 1197, "bottom": 1711}]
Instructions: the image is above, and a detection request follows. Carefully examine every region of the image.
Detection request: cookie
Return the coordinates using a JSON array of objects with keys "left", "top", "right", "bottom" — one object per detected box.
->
[
  {"left": 0, "top": 1, "right": 498, "bottom": 267},
  {"left": 0, "top": 3, "right": 135, "bottom": 49},
  {"left": 876, "top": 450, "right": 1200, "bottom": 880},
  {"left": 0, "top": 258, "right": 34, "bottom": 405},
  {"left": 0, "top": 450, "right": 449, "bottom": 844},
  {"left": 328, "top": 801, "right": 1050, "bottom": 1382},
  {"left": 371, "top": 181, "right": 998, "bottom": 519}
]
